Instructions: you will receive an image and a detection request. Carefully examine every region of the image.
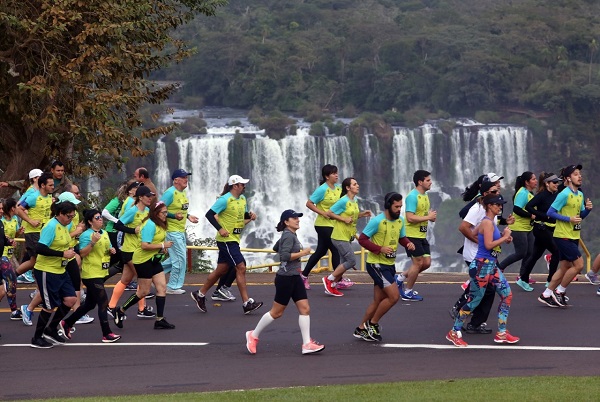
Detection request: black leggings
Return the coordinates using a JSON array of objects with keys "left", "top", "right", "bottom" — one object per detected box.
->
[
  {"left": 520, "top": 224, "right": 559, "bottom": 283},
  {"left": 302, "top": 226, "right": 340, "bottom": 277},
  {"left": 65, "top": 277, "right": 112, "bottom": 336}
]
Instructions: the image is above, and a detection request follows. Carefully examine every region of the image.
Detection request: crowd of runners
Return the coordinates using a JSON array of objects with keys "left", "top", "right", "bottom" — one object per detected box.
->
[{"left": 0, "top": 161, "right": 594, "bottom": 352}]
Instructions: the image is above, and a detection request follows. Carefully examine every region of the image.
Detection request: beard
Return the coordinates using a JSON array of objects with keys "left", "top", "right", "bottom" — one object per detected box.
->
[{"left": 388, "top": 209, "right": 400, "bottom": 220}]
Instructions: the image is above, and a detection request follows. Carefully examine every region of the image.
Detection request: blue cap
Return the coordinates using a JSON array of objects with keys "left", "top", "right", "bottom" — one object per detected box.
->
[
  {"left": 172, "top": 169, "right": 192, "bottom": 180},
  {"left": 279, "top": 209, "right": 303, "bottom": 222}
]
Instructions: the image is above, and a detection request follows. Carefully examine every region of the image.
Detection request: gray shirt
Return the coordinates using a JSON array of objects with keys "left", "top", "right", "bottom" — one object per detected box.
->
[{"left": 273, "top": 228, "right": 302, "bottom": 276}]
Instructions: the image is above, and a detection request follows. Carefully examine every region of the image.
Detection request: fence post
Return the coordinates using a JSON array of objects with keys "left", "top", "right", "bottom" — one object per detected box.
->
[{"left": 187, "top": 248, "right": 193, "bottom": 273}]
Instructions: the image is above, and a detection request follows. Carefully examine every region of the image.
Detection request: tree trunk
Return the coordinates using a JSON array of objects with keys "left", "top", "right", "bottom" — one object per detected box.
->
[{"left": 0, "top": 125, "right": 49, "bottom": 198}]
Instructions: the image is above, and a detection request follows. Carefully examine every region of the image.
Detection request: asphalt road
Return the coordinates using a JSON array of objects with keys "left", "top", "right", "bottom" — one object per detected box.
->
[{"left": 3, "top": 272, "right": 600, "bottom": 400}]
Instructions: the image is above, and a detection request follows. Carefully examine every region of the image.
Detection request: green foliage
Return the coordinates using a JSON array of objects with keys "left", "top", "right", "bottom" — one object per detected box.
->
[
  {"left": 227, "top": 120, "right": 243, "bottom": 127},
  {"left": 309, "top": 122, "right": 326, "bottom": 136},
  {"left": 187, "top": 236, "right": 217, "bottom": 273},
  {"left": 252, "top": 111, "right": 296, "bottom": 139},
  {"left": 474, "top": 111, "right": 500, "bottom": 124}
]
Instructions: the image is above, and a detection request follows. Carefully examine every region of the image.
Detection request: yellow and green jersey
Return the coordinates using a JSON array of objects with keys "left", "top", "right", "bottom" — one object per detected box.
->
[
  {"left": 162, "top": 186, "right": 189, "bottom": 233},
  {"left": 133, "top": 220, "right": 167, "bottom": 264},
  {"left": 510, "top": 187, "right": 534, "bottom": 232},
  {"left": 211, "top": 192, "right": 248, "bottom": 243},
  {"left": 22, "top": 191, "right": 53, "bottom": 233},
  {"left": 404, "top": 189, "right": 430, "bottom": 238},
  {"left": 363, "top": 213, "right": 406, "bottom": 265},
  {"left": 79, "top": 229, "right": 112, "bottom": 279},
  {"left": 1, "top": 216, "right": 19, "bottom": 258},
  {"left": 309, "top": 183, "right": 342, "bottom": 227},
  {"left": 330, "top": 195, "right": 359, "bottom": 242},
  {"left": 119, "top": 205, "right": 149, "bottom": 252},
  {"left": 552, "top": 188, "right": 585, "bottom": 240},
  {"left": 35, "top": 218, "right": 72, "bottom": 274}
]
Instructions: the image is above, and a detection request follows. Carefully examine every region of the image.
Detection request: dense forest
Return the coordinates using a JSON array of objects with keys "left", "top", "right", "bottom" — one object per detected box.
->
[{"left": 158, "top": 0, "right": 600, "bottom": 251}]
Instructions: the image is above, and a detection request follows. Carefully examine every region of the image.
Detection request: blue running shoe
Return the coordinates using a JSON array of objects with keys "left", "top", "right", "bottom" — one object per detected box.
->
[
  {"left": 400, "top": 288, "right": 423, "bottom": 302},
  {"left": 394, "top": 274, "right": 403, "bottom": 290}
]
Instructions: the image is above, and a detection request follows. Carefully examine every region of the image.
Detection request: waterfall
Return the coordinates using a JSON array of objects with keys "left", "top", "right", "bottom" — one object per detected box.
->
[{"left": 155, "top": 138, "right": 171, "bottom": 194}]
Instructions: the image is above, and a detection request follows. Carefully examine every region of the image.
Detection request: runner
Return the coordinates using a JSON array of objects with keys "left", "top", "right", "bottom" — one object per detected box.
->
[
  {"left": 354, "top": 192, "right": 414, "bottom": 342},
  {"left": 0, "top": 198, "right": 21, "bottom": 320},
  {"left": 161, "top": 169, "right": 199, "bottom": 294},
  {"left": 499, "top": 171, "right": 537, "bottom": 276},
  {"left": 114, "top": 201, "right": 175, "bottom": 329},
  {"left": 245, "top": 209, "right": 324, "bottom": 355},
  {"left": 302, "top": 164, "right": 342, "bottom": 290},
  {"left": 519, "top": 172, "right": 561, "bottom": 290},
  {"left": 109, "top": 186, "right": 155, "bottom": 320},
  {"left": 446, "top": 194, "right": 519, "bottom": 347},
  {"left": 29, "top": 201, "right": 78, "bottom": 348},
  {"left": 321, "top": 177, "right": 372, "bottom": 297},
  {"left": 58, "top": 209, "right": 121, "bottom": 342},
  {"left": 538, "top": 164, "right": 592, "bottom": 307},
  {"left": 191, "top": 175, "right": 263, "bottom": 314},
  {"left": 100, "top": 180, "right": 131, "bottom": 280},
  {"left": 396, "top": 170, "right": 436, "bottom": 301},
  {"left": 17, "top": 172, "right": 54, "bottom": 326}
]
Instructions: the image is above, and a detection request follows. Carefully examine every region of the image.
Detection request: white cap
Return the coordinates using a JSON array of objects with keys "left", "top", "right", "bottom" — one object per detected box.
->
[
  {"left": 228, "top": 175, "right": 250, "bottom": 185},
  {"left": 29, "top": 169, "right": 43, "bottom": 179},
  {"left": 486, "top": 172, "right": 504, "bottom": 182}
]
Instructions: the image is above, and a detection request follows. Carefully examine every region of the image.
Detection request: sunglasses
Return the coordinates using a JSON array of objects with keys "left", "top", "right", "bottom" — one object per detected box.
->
[
  {"left": 66, "top": 213, "right": 76, "bottom": 219},
  {"left": 488, "top": 190, "right": 499, "bottom": 194},
  {"left": 93, "top": 215, "right": 103, "bottom": 221}
]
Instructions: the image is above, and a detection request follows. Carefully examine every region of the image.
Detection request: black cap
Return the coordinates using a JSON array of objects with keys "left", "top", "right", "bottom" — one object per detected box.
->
[
  {"left": 480, "top": 180, "right": 496, "bottom": 194},
  {"left": 279, "top": 209, "right": 303, "bottom": 222},
  {"left": 136, "top": 186, "right": 155, "bottom": 197},
  {"left": 126, "top": 181, "right": 142, "bottom": 192},
  {"left": 483, "top": 195, "right": 507, "bottom": 206},
  {"left": 561, "top": 164, "right": 582, "bottom": 179}
]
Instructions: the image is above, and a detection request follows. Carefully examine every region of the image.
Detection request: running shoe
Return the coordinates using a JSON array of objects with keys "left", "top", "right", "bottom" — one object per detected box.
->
[
  {"left": 394, "top": 274, "right": 404, "bottom": 289},
  {"left": 516, "top": 278, "right": 534, "bottom": 292},
  {"left": 460, "top": 280, "right": 469, "bottom": 291},
  {"left": 245, "top": 330, "right": 258, "bottom": 354},
  {"left": 42, "top": 327, "right": 65, "bottom": 345},
  {"left": 544, "top": 253, "right": 552, "bottom": 267},
  {"left": 75, "top": 314, "right": 95, "bottom": 325},
  {"left": 80, "top": 289, "right": 86, "bottom": 304},
  {"left": 10, "top": 309, "right": 23, "bottom": 321},
  {"left": 145, "top": 291, "right": 156, "bottom": 299},
  {"left": 336, "top": 277, "right": 354, "bottom": 289},
  {"left": 301, "top": 274, "right": 311, "bottom": 290},
  {"left": 211, "top": 290, "right": 230, "bottom": 301},
  {"left": 102, "top": 333, "right": 122, "bottom": 343},
  {"left": 114, "top": 307, "right": 126, "bottom": 328},
  {"left": 463, "top": 323, "right": 492, "bottom": 334},
  {"left": 29, "top": 290, "right": 37, "bottom": 300},
  {"left": 365, "top": 320, "right": 382, "bottom": 341},
  {"left": 58, "top": 320, "right": 72, "bottom": 341},
  {"left": 125, "top": 281, "right": 138, "bottom": 291},
  {"left": 494, "top": 331, "right": 520, "bottom": 344},
  {"left": 191, "top": 290, "right": 207, "bottom": 312},
  {"left": 401, "top": 289, "right": 423, "bottom": 302},
  {"left": 555, "top": 291, "right": 568, "bottom": 307},
  {"left": 353, "top": 327, "right": 375, "bottom": 342},
  {"left": 220, "top": 286, "right": 236, "bottom": 301},
  {"left": 30, "top": 337, "right": 54, "bottom": 349},
  {"left": 165, "top": 288, "right": 186, "bottom": 295},
  {"left": 322, "top": 277, "right": 343, "bottom": 296},
  {"left": 154, "top": 318, "right": 176, "bottom": 329},
  {"left": 446, "top": 330, "right": 468, "bottom": 347},
  {"left": 537, "top": 294, "right": 560, "bottom": 308},
  {"left": 137, "top": 306, "right": 156, "bottom": 318},
  {"left": 586, "top": 271, "right": 600, "bottom": 285},
  {"left": 302, "top": 339, "right": 325, "bottom": 354},
  {"left": 21, "top": 305, "right": 33, "bottom": 326},
  {"left": 597, "top": 286, "right": 600, "bottom": 296},
  {"left": 243, "top": 298, "right": 263, "bottom": 315},
  {"left": 16, "top": 274, "right": 35, "bottom": 284}
]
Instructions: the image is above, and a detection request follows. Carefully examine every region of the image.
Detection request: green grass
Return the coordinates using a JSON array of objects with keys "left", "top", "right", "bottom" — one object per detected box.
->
[{"left": 27, "top": 376, "right": 600, "bottom": 401}]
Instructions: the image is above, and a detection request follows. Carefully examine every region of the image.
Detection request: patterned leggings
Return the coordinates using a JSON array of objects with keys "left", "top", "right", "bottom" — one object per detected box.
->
[
  {"left": 0, "top": 256, "right": 17, "bottom": 311},
  {"left": 453, "top": 258, "right": 512, "bottom": 332}
]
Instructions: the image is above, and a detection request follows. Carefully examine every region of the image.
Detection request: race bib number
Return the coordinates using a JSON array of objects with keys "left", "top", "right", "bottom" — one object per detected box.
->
[
  {"left": 7, "top": 247, "right": 14, "bottom": 256},
  {"left": 419, "top": 225, "right": 428, "bottom": 233},
  {"left": 233, "top": 227, "right": 243, "bottom": 234},
  {"left": 102, "top": 262, "right": 110, "bottom": 270},
  {"left": 181, "top": 203, "right": 189, "bottom": 210},
  {"left": 573, "top": 223, "right": 581, "bottom": 231},
  {"left": 491, "top": 250, "right": 499, "bottom": 258},
  {"left": 385, "top": 251, "right": 397, "bottom": 259}
]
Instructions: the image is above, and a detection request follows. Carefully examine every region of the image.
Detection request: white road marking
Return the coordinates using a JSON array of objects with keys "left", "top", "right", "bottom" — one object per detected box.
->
[
  {"left": 3, "top": 342, "right": 209, "bottom": 347},
  {"left": 381, "top": 343, "right": 600, "bottom": 351}
]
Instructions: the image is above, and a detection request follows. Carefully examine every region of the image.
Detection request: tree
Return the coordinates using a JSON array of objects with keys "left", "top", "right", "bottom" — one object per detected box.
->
[{"left": 0, "top": 0, "right": 226, "bottom": 192}]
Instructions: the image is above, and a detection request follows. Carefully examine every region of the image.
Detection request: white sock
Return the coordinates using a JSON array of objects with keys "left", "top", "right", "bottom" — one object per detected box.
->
[
  {"left": 198, "top": 291, "right": 205, "bottom": 298},
  {"left": 542, "top": 288, "right": 553, "bottom": 297},
  {"left": 253, "top": 312, "right": 275, "bottom": 338},
  {"left": 298, "top": 314, "right": 311, "bottom": 345},
  {"left": 405, "top": 288, "right": 413, "bottom": 293},
  {"left": 327, "top": 274, "right": 336, "bottom": 282},
  {"left": 397, "top": 273, "right": 406, "bottom": 282},
  {"left": 557, "top": 285, "right": 567, "bottom": 293}
]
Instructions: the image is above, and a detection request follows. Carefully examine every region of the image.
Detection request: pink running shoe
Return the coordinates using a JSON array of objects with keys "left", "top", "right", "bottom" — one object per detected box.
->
[
  {"left": 494, "top": 331, "right": 520, "bottom": 344},
  {"left": 245, "top": 330, "right": 258, "bottom": 354},
  {"left": 302, "top": 339, "right": 325, "bottom": 354},
  {"left": 301, "top": 275, "right": 311, "bottom": 290},
  {"left": 460, "top": 280, "right": 469, "bottom": 291},
  {"left": 336, "top": 277, "right": 354, "bottom": 289}
]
